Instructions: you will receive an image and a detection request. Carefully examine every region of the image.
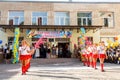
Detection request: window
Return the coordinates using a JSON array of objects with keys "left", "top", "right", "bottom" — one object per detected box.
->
[
  {"left": 32, "top": 12, "right": 47, "bottom": 25},
  {"left": 100, "top": 37, "right": 115, "bottom": 46},
  {"left": 104, "top": 18, "right": 108, "bottom": 27},
  {"left": 9, "top": 11, "right": 24, "bottom": 25},
  {"left": 49, "top": 38, "right": 54, "bottom": 42},
  {"left": 100, "top": 12, "right": 114, "bottom": 27},
  {"left": 55, "top": 12, "right": 70, "bottom": 25},
  {"left": 8, "top": 37, "right": 24, "bottom": 45},
  {"left": 77, "top": 12, "right": 92, "bottom": 26}
]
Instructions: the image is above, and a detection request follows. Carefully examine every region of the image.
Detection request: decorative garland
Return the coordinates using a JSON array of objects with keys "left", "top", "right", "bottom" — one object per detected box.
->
[{"left": 12, "top": 28, "right": 20, "bottom": 63}]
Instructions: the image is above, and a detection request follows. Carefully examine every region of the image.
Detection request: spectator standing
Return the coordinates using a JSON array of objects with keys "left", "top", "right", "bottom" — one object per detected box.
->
[
  {"left": 47, "top": 44, "right": 51, "bottom": 58},
  {"left": 52, "top": 45, "right": 56, "bottom": 58},
  {"left": 56, "top": 46, "right": 58, "bottom": 58},
  {"left": 3, "top": 43, "right": 8, "bottom": 63}
]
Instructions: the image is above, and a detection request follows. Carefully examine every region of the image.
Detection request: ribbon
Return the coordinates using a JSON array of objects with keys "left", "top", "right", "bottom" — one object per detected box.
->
[{"left": 34, "top": 38, "right": 44, "bottom": 49}]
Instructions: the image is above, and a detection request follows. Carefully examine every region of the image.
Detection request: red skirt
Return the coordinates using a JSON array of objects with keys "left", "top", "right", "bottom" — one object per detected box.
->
[
  {"left": 85, "top": 54, "right": 89, "bottom": 58},
  {"left": 89, "top": 52, "right": 93, "bottom": 57},
  {"left": 99, "top": 54, "right": 106, "bottom": 58},
  {"left": 92, "top": 54, "right": 98, "bottom": 58},
  {"left": 20, "top": 55, "right": 31, "bottom": 60},
  {"left": 82, "top": 54, "right": 86, "bottom": 57}
]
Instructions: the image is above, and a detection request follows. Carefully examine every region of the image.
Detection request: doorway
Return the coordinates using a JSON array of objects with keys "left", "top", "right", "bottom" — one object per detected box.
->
[{"left": 58, "top": 43, "right": 71, "bottom": 58}]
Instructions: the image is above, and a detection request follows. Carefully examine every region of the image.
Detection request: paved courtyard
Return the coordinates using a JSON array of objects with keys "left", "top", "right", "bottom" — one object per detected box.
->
[{"left": 0, "top": 58, "right": 120, "bottom": 80}]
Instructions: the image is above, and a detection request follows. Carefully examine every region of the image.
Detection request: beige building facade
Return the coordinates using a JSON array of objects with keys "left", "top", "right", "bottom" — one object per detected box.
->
[{"left": 0, "top": 2, "right": 120, "bottom": 55}]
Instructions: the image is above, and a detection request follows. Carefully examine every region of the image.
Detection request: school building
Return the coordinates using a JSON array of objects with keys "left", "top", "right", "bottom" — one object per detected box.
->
[{"left": 0, "top": 1, "right": 120, "bottom": 56}]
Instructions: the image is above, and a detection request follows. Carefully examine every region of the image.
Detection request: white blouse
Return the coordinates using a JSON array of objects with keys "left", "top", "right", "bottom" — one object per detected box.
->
[
  {"left": 97, "top": 46, "right": 105, "bottom": 54},
  {"left": 20, "top": 46, "right": 30, "bottom": 55}
]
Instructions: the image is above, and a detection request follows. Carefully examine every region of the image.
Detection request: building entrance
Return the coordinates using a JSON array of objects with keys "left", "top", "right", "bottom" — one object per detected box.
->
[
  {"left": 58, "top": 42, "right": 71, "bottom": 58},
  {"left": 32, "top": 38, "right": 71, "bottom": 58}
]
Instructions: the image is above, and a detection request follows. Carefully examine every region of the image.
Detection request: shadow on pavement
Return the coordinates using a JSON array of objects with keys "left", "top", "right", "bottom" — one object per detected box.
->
[
  {"left": 27, "top": 73, "right": 81, "bottom": 80},
  {"left": 0, "top": 63, "right": 20, "bottom": 80},
  {"left": 29, "top": 70, "right": 73, "bottom": 75}
]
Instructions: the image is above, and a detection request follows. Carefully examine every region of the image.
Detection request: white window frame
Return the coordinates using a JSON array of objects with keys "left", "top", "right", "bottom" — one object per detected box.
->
[
  {"left": 31, "top": 12, "right": 48, "bottom": 25},
  {"left": 100, "top": 12, "right": 114, "bottom": 28},
  {"left": 32, "top": 16, "right": 48, "bottom": 25},
  {"left": 55, "top": 12, "right": 70, "bottom": 25},
  {"left": 77, "top": 12, "right": 92, "bottom": 26},
  {"left": 8, "top": 11, "right": 24, "bottom": 25},
  {"left": 103, "top": 17, "right": 114, "bottom": 27}
]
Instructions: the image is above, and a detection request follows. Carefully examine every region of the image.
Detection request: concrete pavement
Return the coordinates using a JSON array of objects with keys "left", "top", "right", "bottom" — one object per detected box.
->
[{"left": 0, "top": 58, "right": 120, "bottom": 80}]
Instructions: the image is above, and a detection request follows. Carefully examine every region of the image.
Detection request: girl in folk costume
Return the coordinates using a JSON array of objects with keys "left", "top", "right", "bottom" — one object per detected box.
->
[
  {"left": 97, "top": 42, "right": 107, "bottom": 72},
  {"left": 92, "top": 43, "right": 98, "bottom": 69},
  {"left": 87, "top": 44, "right": 94, "bottom": 67},
  {"left": 85, "top": 46, "right": 90, "bottom": 67},
  {"left": 19, "top": 40, "right": 35, "bottom": 75},
  {"left": 81, "top": 47, "right": 87, "bottom": 66}
]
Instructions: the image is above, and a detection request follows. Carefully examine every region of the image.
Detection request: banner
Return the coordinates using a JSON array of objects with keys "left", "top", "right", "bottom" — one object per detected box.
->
[{"left": 26, "top": 30, "right": 72, "bottom": 38}]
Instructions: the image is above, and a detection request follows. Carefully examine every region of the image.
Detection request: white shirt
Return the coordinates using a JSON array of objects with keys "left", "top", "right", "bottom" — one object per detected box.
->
[
  {"left": 92, "top": 47, "right": 98, "bottom": 54},
  {"left": 81, "top": 49, "right": 86, "bottom": 54},
  {"left": 10, "top": 45, "right": 13, "bottom": 50},
  {"left": 88, "top": 46, "right": 93, "bottom": 53},
  {"left": 97, "top": 46, "right": 105, "bottom": 54},
  {"left": 35, "top": 48, "right": 40, "bottom": 57},
  {"left": 4, "top": 46, "right": 7, "bottom": 50},
  {"left": 20, "top": 46, "right": 30, "bottom": 55},
  {"left": 6, "top": 50, "right": 10, "bottom": 54},
  {"left": 56, "top": 48, "right": 58, "bottom": 55},
  {"left": 86, "top": 49, "right": 89, "bottom": 54}
]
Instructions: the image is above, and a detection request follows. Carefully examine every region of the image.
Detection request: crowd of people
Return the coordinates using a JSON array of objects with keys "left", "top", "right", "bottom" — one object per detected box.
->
[
  {"left": 33, "top": 43, "right": 71, "bottom": 59},
  {"left": 0, "top": 42, "right": 71, "bottom": 64},
  {"left": 106, "top": 45, "right": 120, "bottom": 64},
  {"left": 0, "top": 43, "right": 13, "bottom": 64}
]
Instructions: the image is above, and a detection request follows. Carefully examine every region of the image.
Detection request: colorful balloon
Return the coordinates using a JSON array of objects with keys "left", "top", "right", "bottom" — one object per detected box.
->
[
  {"left": 80, "top": 27, "right": 86, "bottom": 34},
  {"left": 0, "top": 40, "right": 2, "bottom": 44},
  {"left": 114, "top": 37, "right": 118, "bottom": 40}
]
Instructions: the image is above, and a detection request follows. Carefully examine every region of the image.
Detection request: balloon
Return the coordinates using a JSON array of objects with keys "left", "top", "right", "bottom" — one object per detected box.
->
[
  {"left": 114, "top": 37, "right": 118, "bottom": 40},
  {"left": 114, "top": 41, "right": 119, "bottom": 47},
  {"left": 0, "top": 40, "right": 2, "bottom": 44},
  {"left": 86, "top": 40, "right": 92, "bottom": 45},
  {"left": 85, "top": 37, "right": 88, "bottom": 41},
  {"left": 80, "top": 27, "right": 86, "bottom": 34},
  {"left": 79, "top": 35, "right": 82, "bottom": 38}
]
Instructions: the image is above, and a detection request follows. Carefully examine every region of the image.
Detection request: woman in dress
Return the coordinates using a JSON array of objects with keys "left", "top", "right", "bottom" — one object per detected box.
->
[
  {"left": 97, "top": 42, "right": 107, "bottom": 72},
  {"left": 81, "top": 47, "right": 87, "bottom": 66},
  {"left": 87, "top": 44, "right": 93, "bottom": 67},
  {"left": 92, "top": 43, "right": 98, "bottom": 69},
  {"left": 52, "top": 45, "right": 56, "bottom": 58},
  {"left": 47, "top": 44, "right": 51, "bottom": 58},
  {"left": 19, "top": 40, "right": 35, "bottom": 75}
]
